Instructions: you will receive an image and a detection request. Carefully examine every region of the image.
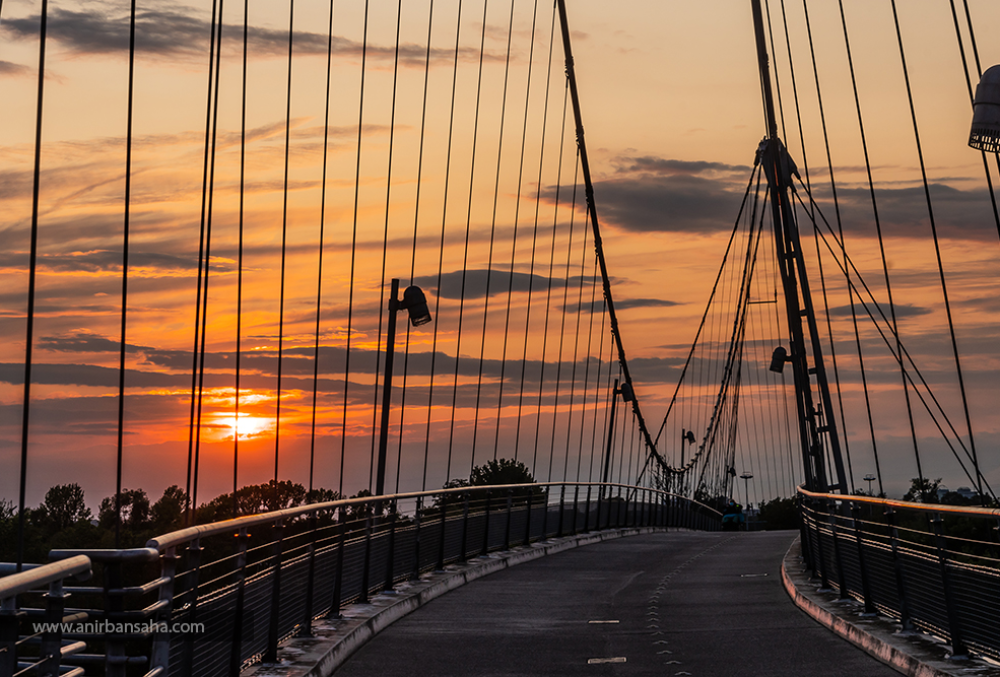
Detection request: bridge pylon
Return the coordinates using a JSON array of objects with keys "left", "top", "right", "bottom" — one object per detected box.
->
[{"left": 750, "top": 0, "right": 847, "bottom": 494}]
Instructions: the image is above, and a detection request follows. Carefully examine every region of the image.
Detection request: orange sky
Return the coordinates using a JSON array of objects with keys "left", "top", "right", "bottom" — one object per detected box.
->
[{"left": 2, "top": 0, "right": 999, "bottom": 510}]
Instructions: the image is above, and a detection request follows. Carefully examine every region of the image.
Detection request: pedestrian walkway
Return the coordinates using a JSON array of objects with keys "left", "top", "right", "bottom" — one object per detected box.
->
[{"left": 249, "top": 529, "right": 1000, "bottom": 676}]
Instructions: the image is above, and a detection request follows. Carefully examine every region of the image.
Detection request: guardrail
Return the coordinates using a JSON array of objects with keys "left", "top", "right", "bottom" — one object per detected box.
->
[
  {"left": 2, "top": 482, "right": 719, "bottom": 677},
  {"left": 0, "top": 555, "right": 92, "bottom": 677},
  {"left": 797, "top": 486, "right": 1000, "bottom": 662}
]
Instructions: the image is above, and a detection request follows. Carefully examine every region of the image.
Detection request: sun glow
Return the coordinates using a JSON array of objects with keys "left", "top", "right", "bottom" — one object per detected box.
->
[{"left": 219, "top": 413, "right": 272, "bottom": 440}]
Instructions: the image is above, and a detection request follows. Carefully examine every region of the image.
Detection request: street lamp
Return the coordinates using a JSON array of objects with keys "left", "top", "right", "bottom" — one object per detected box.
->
[
  {"left": 375, "top": 279, "right": 432, "bottom": 498},
  {"left": 863, "top": 473, "right": 876, "bottom": 496},
  {"left": 739, "top": 472, "right": 753, "bottom": 509}
]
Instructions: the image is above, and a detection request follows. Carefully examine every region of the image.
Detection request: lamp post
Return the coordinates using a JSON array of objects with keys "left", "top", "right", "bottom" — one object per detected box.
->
[
  {"left": 739, "top": 472, "right": 753, "bottom": 509},
  {"left": 600, "top": 379, "right": 621, "bottom": 501},
  {"left": 375, "top": 279, "right": 432, "bottom": 498},
  {"left": 863, "top": 473, "right": 876, "bottom": 496}
]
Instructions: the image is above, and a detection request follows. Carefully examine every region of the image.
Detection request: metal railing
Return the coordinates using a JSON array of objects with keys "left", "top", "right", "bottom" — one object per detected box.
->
[
  {"left": 2, "top": 482, "right": 719, "bottom": 677},
  {"left": 797, "top": 486, "right": 1000, "bottom": 662},
  {"left": 0, "top": 555, "right": 92, "bottom": 677}
]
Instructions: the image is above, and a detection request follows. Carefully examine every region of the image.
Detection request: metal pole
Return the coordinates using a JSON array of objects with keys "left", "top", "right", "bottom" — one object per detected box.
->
[
  {"left": 376, "top": 279, "right": 400, "bottom": 498},
  {"left": 601, "top": 380, "right": 619, "bottom": 500}
]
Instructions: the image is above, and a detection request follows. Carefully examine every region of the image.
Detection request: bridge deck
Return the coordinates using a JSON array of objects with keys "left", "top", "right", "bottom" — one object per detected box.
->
[{"left": 335, "top": 531, "right": 899, "bottom": 676}]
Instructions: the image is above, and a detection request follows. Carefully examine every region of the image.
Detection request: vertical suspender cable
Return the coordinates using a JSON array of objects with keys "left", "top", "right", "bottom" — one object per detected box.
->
[
  {"left": 555, "top": 0, "right": 668, "bottom": 475},
  {"left": 446, "top": 0, "right": 490, "bottom": 482},
  {"left": 233, "top": 0, "right": 250, "bottom": 517},
  {"left": 493, "top": 0, "right": 541, "bottom": 462},
  {"left": 273, "top": 0, "right": 296, "bottom": 506},
  {"left": 185, "top": 0, "right": 220, "bottom": 525},
  {"left": 515, "top": 5, "right": 558, "bottom": 464},
  {"left": 471, "top": 0, "right": 516, "bottom": 474},
  {"left": 424, "top": 0, "right": 464, "bottom": 484},
  {"left": 377, "top": 0, "right": 403, "bottom": 493},
  {"left": 342, "top": 0, "right": 368, "bottom": 491},
  {"left": 801, "top": 0, "right": 858, "bottom": 492},
  {"left": 193, "top": 0, "right": 226, "bottom": 519},
  {"left": 16, "top": 0, "right": 48, "bottom": 572},
  {"left": 308, "top": 0, "right": 336, "bottom": 503},
  {"left": 114, "top": 0, "right": 138, "bottom": 548},
  {"left": 890, "top": 0, "right": 981, "bottom": 498},
  {"left": 837, "top": 0, "right": 893, "bottom": 496},
  {"left": 402, "top": 0, "right": 434, "bottom": 491}
]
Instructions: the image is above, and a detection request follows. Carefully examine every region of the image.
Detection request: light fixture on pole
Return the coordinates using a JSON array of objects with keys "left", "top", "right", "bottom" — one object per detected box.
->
[
  {"left": 969, "top": 65, "right": 1000, "bottom": 152},
  {"left": 740, "top": 471, "right": 753, "bottom": 508},
  {"left": 375, "top": 279, "right": 432, "bottom": 498},
  {"left": 863, "top": 473, "right": 876, "bottom": 496}
]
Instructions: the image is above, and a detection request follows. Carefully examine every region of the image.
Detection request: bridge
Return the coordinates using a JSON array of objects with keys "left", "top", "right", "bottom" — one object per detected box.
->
[{"left": 2, "top": 0, "right": 999, "bottom": 675}]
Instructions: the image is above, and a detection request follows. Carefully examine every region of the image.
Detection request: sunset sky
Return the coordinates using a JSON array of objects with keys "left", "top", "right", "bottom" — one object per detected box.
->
[{"left": 2, "top": 0, "right": 999, "bottom": 512}]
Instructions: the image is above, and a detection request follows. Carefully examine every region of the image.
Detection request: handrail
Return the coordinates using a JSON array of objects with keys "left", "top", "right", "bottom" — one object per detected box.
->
[
  {"left": 0, "top": 555, "right": 91, "bottom": 600},
  {"left": 796, "top": 485, "right": 1000, "bottom": 518},
  {"left": 145, "top": 482, "right": 723, "bottom": 552}
]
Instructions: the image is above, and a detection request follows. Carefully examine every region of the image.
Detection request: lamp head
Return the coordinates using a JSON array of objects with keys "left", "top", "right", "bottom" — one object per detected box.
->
[
  {"left": 769, "top": 346, "right": 788, "bottom": 373},
  {"left": 401, "top": 286, "right": 432, "bottom": 326},
  {"left": 970, "top": 65, "right": 1000, "bottom": 152},
  {"left": 619, "top": 382, "right": 634, "bottom": 402}
]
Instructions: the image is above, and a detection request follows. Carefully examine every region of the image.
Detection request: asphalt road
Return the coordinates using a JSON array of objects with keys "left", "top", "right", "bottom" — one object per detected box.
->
[{"left": 335, "top": 530, "right": 900, "bottom": 676}]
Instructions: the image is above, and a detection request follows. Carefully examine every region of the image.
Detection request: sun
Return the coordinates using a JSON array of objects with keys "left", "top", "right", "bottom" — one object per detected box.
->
[{"left": 219, "top": 413, "right": 272, "bottom": 440}]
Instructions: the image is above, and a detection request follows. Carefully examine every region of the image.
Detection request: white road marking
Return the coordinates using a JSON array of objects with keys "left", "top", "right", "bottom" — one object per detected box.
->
[
  {"left": 588, "top": 620, "right": 620, "bottom": 624},
  {"left": 587, "top": 657, "right": 626, "bottom": 664}
]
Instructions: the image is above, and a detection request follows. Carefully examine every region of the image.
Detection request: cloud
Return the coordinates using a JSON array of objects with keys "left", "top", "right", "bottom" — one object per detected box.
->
[
  {"left": 614, "top": 156, "right": 751, "bottom": 177},
  {"left": 0, "top": 60, "right": 31, "bottom": 76},
  {"left": 580, "top": 153, "right": 999, "bottom": 241},
  {"left": 0, "top": 6, "right": 499, "bottom": 66},
  {"left": 0, "top": 249, "right": 233, "bottom": 275},
  {"left": 414, "top": 269, "right": 582, "bottom": 300},
  {"left": 827, "top": 302, "right": 931, "bottom": 319}
]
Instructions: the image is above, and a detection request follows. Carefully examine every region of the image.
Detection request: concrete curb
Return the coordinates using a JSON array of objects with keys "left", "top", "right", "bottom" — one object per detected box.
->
[
  {"left": 780, "top": 537, "right": 999, "bottom": 677},
  {"left": 245, "top": 525, "right": 668, "bottom": 677}
]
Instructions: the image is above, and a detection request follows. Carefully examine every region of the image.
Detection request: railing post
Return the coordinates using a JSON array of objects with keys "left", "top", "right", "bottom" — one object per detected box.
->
[
  {"left": 884, "top": 506, "right": 913, "bottom": 631},
  {"left": 264, "top": 519, "right": 285, "bottom": 663},
  {"left": 228, "top": 532, "right": 249, "bottom": 677},
  {"left": 150, "top": 547, "right": 177, "bottom": 674},
  {"left": 583, "top": 485, "right": 592, "bottom": 533},
  {"left": 523, "top": 489, "right": 533, "bottom": 546},
  {"left": 571, "top": 486, "right": 580, "bottom": 535},
  {"left": 797, "top": 495, "right": 815, "bottom": 572},
  {"left": 437, "top": 495, "right": 448, "bottom": 571},
  {"left": 178, "top": 539, "right": 203, "bottom": 677},
  {"left": 850, "top": 504, "right": 876, "bottom": 616},
  {"left": 827, "top": 500, "right": 849, "bottom": 599},
  {"left": 412, "top": 498, "right": 423, "bottom": 579},
  {"left": 480, "top": 490, "right": 492, "bottom": 556},
  {"left": 329, "top": 505, "right": 347, "bottom": 617},
  {"left": 303, "top": 512, "right": 317, "bottom": 636},
  {"left": 557, "top": 485, "right": 566, "bottom": 538},
  {"left": 595, "top": 484, "right": 603, "bottom": 530},
  {"left": 40, "top": 577, "right": 67, "bottom": 677},
  {"left": 504, "top": 490, "right": 513, "bottom": 550},
  {"left": 360, "top": 510, "right": 374, "bottom": 602},
  {"left": 104, "top": 559, "right": 126, "bottom": 677},
  {"left": 384, "top": 500, "right": 399, "bottom": 592},
  {"left": 930, "top": 513, "right": 967, "bottom": 658},
  {"left": 811, "top": 500, "right": 831, "bottom": 590},
  {"left": 460, "top": 493, "right": 470, "bottom": 561},
  {"left": 0, "top": 596, "right": 19, "bottom": 677}
]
